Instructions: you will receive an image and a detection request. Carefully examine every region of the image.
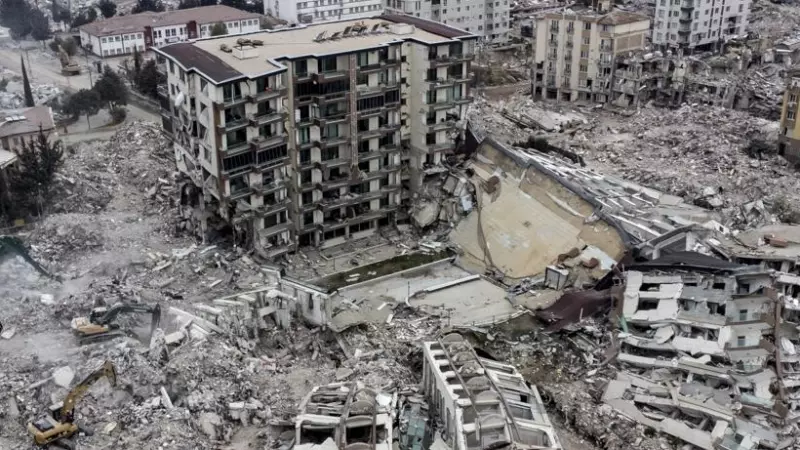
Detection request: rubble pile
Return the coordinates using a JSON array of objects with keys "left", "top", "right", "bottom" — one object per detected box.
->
[
  {"left": 469, "top": 96, "right": 800, "bottom": 228},
  {"left": 0, "top": 70, "right": 63, "bottom": 109},
  {"left": 576, "top": 105, "right": 793, "bottom": 225}
]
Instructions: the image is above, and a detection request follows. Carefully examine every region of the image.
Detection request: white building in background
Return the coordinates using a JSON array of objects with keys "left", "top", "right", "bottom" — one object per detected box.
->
[
  {"left": 651, "top": 0, "right": 750, "bottom": 49},
  {"left": 264, "top": 0, "right": 384, "bottom": 24},
  {"left": 385, "top": 0, "right": 510, "bottom": 42},
  {"left": 79, "top": 5, "right": 262, "bottom": 57}
]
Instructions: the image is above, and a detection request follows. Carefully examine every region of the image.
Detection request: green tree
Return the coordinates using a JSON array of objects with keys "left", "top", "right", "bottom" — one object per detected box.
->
[
  {"left": 135, "top": 59, "right": 166, "bottom": 99},
  {"left": 71, "top": 8, "right": 97, "bottom": 28},
  {"left": 21, "top": 56, "right": 34, "bottom": 107},
  {"left": 93, "top": 66, "right": 129, "bottom": 111},
  {"left": 133, "top": 47, "right": 143, "bottom": 75},
  {"left": 64, "top": 89, "right": 101, "bottom": 128},
  {"left": 0, "top": 0, "right": 31, "bottom": 32},
  {"left": 219, "top": 0, "right": 245, "bottom": 10},
  {"left": 8, "top": 127, "right": 65, "bottom": 217},
  {"left": 49, "top": 37, "right": 78, "bottom": 56},
  {"left": 30, "top": 9, "right": 53, "bottom": 44},
  {"left": 132, "top": 0, "right": 165, "bottom": 13},
  {"left": 210, "top": 22, "right": 227, "bottom": 36},
  {"left": 97, "top": 0, "right": 117, "bottom": 18},
  {"left": 177, "top": 0, "right": 199, "bottom": 8}
]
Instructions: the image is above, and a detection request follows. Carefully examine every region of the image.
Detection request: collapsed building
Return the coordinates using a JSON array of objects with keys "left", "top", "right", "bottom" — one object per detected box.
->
[
  {"left": 422, "top": 333, "right": 561, "bottom": 450},
  {"left": 600, "top": 224, "right": 800, "bottom": 449},
  {"left": 295, "top": 381, "right": 397, "bottom": 450}
]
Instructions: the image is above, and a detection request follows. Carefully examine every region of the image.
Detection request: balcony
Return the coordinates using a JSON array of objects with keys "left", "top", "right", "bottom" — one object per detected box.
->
[
  {"left": 225, "top": 140, "right": 250, "bottom": 155},
  {"left": 315, "top": 91, "right": 350, "bottom": 105},
  {"left": 314, "top": 111, "right": 349, "bottom": 127},
  {"left": 317, "top": 157, "right": 351, "bottom": 169},
  {"left": 315, "top": 135, "right": 350, "bottom": 148},
  {"left": 680, "top": 0, "right": 694, "bottom": 9},
  {"left": 357, "top": 62, "right": 383, "bottom": 73},
  {"left": 427, "top": 141, "right": 454, "bottom": 152},
  {"left": 429, "top": 54, "right": 455, "bottom": 68},
  {"left": 252, "top": 180, "right": 286, "bottom": 195},
  {"left": 357, "top": 106, "right": 385, "bottom": 118},
  {"left": 548, "top": 39, "right": 558, "bottom": 47},
  {"left": 429, "top": 100, "right": 455, "bottom": 111},
  {"left": 259, "top": 220, "right": 292, "bottom": 238},
  {"left": 250, "top": 134, "right": 287, "bottom": 151},
  {"left": 249, "top": 110, "right": 285, "bottom": 127},
  {"left": 217, "top": 95, "right": 246, "bottom": 108},
  {"left": 358, "top": 150, "right": 383, "bottom": 162},
  {"left": 453, "top": 96, "right": 473, "bottom": 105},
  {"left": 322, "top": 173, "right": 352, "bottom": 190},
  {"left": 254, "top": 199, "right": 291, "bottom": 218},
  {"left": 357, "top": 129, "right": 383, "bottom": 140},
  {"left": 320, "top": 194, "right": 360, "bottom": 212},
  {"left": 247, "top": 87, "right": 286, "bottom": 103},
  {"left": 294, "top": 71, "right": 313, "bottom": 82},
  {"left": 427, "top": 77, "right": 456, "bottom": 88},
  {"left": 679, "top": 15, "right": 692, "bottom": 23},
  {"left": 428, "top": 119, "right": 455, "bottom": 132},
  {"left": 218, "top": 116, "right": 248, "bottom": 132},
  {"left": 356, "top": 84, "right": 388, "bottom": 98},
  {"left": 313, "top": 70, "right": 348, "bottom": 83}
]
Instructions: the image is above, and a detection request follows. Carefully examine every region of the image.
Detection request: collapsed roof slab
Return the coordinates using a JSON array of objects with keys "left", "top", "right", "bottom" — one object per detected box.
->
[{"left": 450, "top": 139, "right": 626, "bottom": 278}]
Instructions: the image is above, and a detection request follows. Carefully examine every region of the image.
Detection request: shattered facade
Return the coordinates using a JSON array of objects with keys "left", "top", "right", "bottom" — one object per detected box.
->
[
  {"left": 422, "top": 334, "right": 560, "bottom": 450},
  {"left": 603, "top": 254, "right": 800, "bottom": 449},
  {"left": 157, "top": 15, "right": 475, "bottom": 257}
]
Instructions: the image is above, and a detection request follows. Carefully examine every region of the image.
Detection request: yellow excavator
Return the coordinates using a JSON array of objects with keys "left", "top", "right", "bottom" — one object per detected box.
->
[
  {"left": 71, "top": 303, "right": 161, "bottom": 344},
  {"left": 28, "top": 360, "right": 117, "bottom": 449}
]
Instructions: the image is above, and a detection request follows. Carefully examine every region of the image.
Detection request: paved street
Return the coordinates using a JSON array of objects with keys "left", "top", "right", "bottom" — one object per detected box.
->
[{"left": 0, "top": 45, "right": 159, "bottom": 123}]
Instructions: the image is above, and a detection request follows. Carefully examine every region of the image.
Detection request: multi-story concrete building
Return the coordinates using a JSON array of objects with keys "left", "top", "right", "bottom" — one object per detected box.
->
[
  {"left": 79, "top": 5, "right": 262, "bottom": 57},
  {"left": 264, "top": 0, "right": 385, "bottom": 24},
  {"left": 422, "top": 333, "right": 561, "bottom": 450},
  {"left": 155, "top": 15, "right": 475, "bottom": 256},
  {"left": 651, "top": 0, "right": 750, "bottom": 49},
  {"left": 779, "top": 67, "right": 800, "bottom": 164},
  {"left": 385, "top": 0, "right": 511, "bottom": 42},
  {"left": 531, "top": 3, "right": 650, "bottom": 103}
]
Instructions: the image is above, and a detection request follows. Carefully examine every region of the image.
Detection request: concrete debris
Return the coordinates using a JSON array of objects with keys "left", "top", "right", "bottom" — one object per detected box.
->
[{"left": 51, "top": 366, "right": 75, "bottom": 389}]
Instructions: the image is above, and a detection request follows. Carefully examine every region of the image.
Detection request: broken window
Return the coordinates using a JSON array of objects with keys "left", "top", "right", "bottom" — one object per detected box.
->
[
  {"left": 739, "top": 309, "right": 748, "bottom": 321},
  {"left": 737, "top": 336, "right": 746, "bottom": 347},
  {"left": 637, "top": 299, "right": 659, "bottom": 311}
]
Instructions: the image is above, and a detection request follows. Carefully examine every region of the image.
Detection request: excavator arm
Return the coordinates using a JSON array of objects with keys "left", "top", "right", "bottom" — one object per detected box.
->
[
  {"left": 57, "top": 361, "right": 117, "bottom": 423},
  {"left": 91, "top": 303, "right": 162, "bottom": 326},
  {"left": 0, "top": 235, "right": 59, "bottom": 281}
]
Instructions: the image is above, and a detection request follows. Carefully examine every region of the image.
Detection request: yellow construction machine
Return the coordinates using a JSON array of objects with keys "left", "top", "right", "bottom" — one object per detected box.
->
[
  {"left": 27, "top": 360, "right": 117, "bottom": 449},
  {"left": 71, "top": 302, "right": 161, "bottom": 344}
]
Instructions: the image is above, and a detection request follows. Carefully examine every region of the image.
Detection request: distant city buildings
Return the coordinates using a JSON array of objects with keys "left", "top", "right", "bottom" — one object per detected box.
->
[
  {"left": 531, "top": 1, "right": 650, "bottom": 103},
  {"left": 651, "top": 0, "right": 750, "bottom": 49},
  {"left": 385, "top": 0, "right": 511, "bottom": 42},
  {"left": 78, "top": 5, "right": 262, "bottom": 57},
  {"left": 264, "top": 0, "right": 385, "bottom": 24}
]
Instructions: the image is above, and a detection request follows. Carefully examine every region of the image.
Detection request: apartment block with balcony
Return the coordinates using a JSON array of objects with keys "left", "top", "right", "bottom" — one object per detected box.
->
[
  {"left": 264, "top": 0, "right": 385, "bottom": 25},
  {"left": 385, "top": 0, "right": 511, "bottom": 43},
  {"left": 779, "top": 68, "right": 800, "bottom": 165},
  {"left": 155, "top": 15, "right": 476, "bottom": 256},
  {"left": 651, "top": 0, "right": 750, "bottom": 50},
  {"left": 531, "top": 3, "right": 650, "bottom": 103}
]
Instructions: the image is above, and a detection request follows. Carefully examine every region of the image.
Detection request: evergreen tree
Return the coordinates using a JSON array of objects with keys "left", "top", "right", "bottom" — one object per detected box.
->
[
  {"left": 210, "top": 22, "right": 227, "bottom": 36},
  {"left": 135, "top": 59, "right": 166, "bottom": 99},
  {"left": 132, "top": 0, "right": 165, "bottom": 13},
  {"left": 30, "top": 9, "right": 53, "bottom": 44},
  {"left": 8, "top": 127, "right": 65, "bottom": 216},
  {"left": 97, "top": 0, "right": 117, "bottom": 18},
  {"left": 21, "top": 56, "right": 34, "bottom": 107}
]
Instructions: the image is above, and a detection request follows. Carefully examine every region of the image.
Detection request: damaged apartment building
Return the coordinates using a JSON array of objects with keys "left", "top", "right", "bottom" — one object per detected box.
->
[
  {"left": 156, "top": 14, "right": 475, "bottom": 257},
  {"left": 530, "top": 0, "right": 651, "bottom": 102},
  {"left": 602, "top": 228, "right": 800, "bottom": 449}
]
